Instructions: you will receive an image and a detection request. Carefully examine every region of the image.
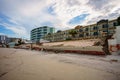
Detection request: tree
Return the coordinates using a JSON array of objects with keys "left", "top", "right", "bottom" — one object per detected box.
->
[
  {"left": 18, "top": 39, "right": 22, "bottom": 45},
  {"left": 15, "top": 39, "right": 25, "bottom": 46},
  {"left": 65, "top": 37, "right": 72, "bottom": 40},
  {"left": 57, "top": 30, "right": 62, "bottom": 33},
  {"left": 47, "top": 33, "right": 52, "bottom": 37},
  {"left": 97, "top": 19, "right": 108, "bottom": 24},
  {"left": 48, "top": 33, "right": 51, "bottom": 35},
  {"left": 75, "top": 25, "right": 83, "bottom": 29},
  {"left": 69, "top": 30, "right": 77, "bottom": 38},
  {"left": 117, "top": 16, "right": 120, "bottom": 25}
]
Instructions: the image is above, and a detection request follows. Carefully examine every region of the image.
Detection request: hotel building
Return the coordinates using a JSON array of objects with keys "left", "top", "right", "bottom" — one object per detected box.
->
[
  {"left": 31, "top": 26, "right": 55, "bottom": 42},
  {"left": 43, "top": 17, "right": 120, "bottom": 42}
]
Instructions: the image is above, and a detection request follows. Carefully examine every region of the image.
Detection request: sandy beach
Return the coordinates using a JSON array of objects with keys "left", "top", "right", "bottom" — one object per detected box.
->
[{"left": 0, "top": 48, "right": 120, "bottom": 80}]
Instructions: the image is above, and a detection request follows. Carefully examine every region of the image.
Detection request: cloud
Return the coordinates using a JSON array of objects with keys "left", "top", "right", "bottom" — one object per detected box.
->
[
  {"left": 67, "top": 0, "right": 81, "bottom": 6},
  {"left": 0, "top": 22, "right": 28, "bottom": 38},
  {"left": 0, "top": 0, "right": 120, "bottom": 39},
  {"left": 0, "top": 33, "right": 5, "bottom": 35},
  {"left": 87, "top": 0, "right": 110, "bottom": 11},
  {"left": 85, "top": 0, "right": 120, "bottom": 24}
]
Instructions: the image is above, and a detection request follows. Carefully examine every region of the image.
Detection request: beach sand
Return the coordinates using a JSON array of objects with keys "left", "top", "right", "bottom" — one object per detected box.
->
[{"left": 0, "top": 48, "right": 120, "bottom": 80}]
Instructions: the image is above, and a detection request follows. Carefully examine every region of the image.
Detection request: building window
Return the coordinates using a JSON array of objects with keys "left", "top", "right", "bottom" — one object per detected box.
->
[
  {"left": 85, "top": 28, "right": 89, "bottom": 31},
  {"left": 86, "top": 33, "right": 89, "bottom": 36},
  {"left": 103, "top": 30, "right": 108, "bottom": 32},
  {"left": 43, "top": 26, "right": 47, "bottom": 28},
  {"left": 102, "top": 24, "right": 108, "bottom": 28},
  {"left": 93, "top": 26, "right": 98, "bottom": 30},
  {"left": 93, "top": 32, "right": 98, "bottom": 36},
  {"left": 43, "top": 32, "right": 47, "bottom": 34},
  {"left": 79, "top": 29, "right": 83, "bottom": 32},
  {"left": 79, "top": 34, "right": 83, "bottom": 37},
  {"left": 113, "top": 22, "right": 117, "bottom": 26},
  {"left": 44, "top": 29, "right": 47, "bottom": 31}
]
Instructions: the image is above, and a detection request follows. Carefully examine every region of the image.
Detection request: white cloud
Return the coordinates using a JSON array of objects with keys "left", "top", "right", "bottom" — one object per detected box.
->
[
  {"left": 0, "top": 0, "right": 120, "bottom": 39},
  {"left": 0, "top": 22, "right": 28, "bottom": 39},
  {"left": 0, "top": 33, "right": 6, "bottom": 35},
  {"left": 84, "top": 0, "right": 120, "bottom": 24}
]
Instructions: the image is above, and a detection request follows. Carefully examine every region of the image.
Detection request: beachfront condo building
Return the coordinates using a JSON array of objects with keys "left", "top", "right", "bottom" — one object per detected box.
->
[
  {"left": 43, "top": 16, "right": 120, "bottom": 42},
  {"left": 30, "top": 26, "right": 55, "bottom": 42}
]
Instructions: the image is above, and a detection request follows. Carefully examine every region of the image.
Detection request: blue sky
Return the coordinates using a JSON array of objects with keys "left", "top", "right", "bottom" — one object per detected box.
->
[
  {"left": 68, "top": 14, "right": 89, "bottom": 24},
  {"left": 0, "top": 0, "right": 120, "bottom": 39},
  {"left": 0, "top": 25, "right": 15, "bottom": 35}
]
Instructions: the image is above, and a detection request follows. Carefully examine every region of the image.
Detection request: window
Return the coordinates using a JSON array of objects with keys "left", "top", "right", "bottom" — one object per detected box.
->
[
  {"left": 85, "top": 28, "right": 89, "bottom": 31},
  {"left": 102, "top": 24, "right": 108, "bottom": 28},
  {"left": 93, "top": 26, "right": 98, "bottom": 30},
  {"left": 79, "top": 34, "right": 83, "bottom": 37},
  {"left": 93, "top": 32, "right": 98, "bottom": 36},
  {"left": 113, "top": 22, "right": 117, "bottom": 26},
  {"left": 43, "top": 26, "right": 47, "bottom": 28},
  {"left": 43, "top": 32, "right": 47, "bottom": 34},
  {"left": 102, "top": 25, "right": 105, "bottom": 28},
  {"left": 43, "top": 29, "right": 47, "bottom": 31},
  {"left": 103, "top": 30, "right": 108, "bottom": 32},
  {"left": 86, "top": 33, "right": 89, "bottom": 36},
  {"left": 79, "top": 29, "right": 83, "bottom": 32}
]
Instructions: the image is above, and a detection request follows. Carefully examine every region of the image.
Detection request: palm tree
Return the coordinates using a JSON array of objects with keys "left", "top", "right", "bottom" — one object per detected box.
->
[
  {"left": 48, "top": 33, "right": 51, "bottom": 35},
  {"left": 69, "top": 30, "right": 77, "bottom": 38},
  {"left": 57, "top": 30, "right": 62, "bottom": 33}
]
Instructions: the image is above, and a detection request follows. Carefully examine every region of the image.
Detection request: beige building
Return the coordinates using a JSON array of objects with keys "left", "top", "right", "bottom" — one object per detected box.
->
[{"left": 43, "top": 17, "right": 120, "bottom": 42}]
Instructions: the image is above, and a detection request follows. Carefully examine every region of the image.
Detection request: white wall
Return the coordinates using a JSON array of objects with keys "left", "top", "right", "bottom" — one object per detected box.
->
[
  {"left": 116, "top": 26, "right": 120, "bottom": 43},
  {"left": 108, "top": 26, "right": 120, "bottom": 55}
]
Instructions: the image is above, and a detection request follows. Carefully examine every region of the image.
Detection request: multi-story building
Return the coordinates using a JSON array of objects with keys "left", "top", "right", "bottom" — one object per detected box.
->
[
  {"left": 43, "top": 17, "right": 120, "bottom": 42},
  {"left": 30, "top": 26, "right": 55, "bottom": 42}
]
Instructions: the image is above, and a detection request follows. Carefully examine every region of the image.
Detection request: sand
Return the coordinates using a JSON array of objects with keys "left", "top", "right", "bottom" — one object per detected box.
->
[
  {"left": 42, "top": 39, "right": 99, "bottom": 47},
  {"left": 0, "top": 48, "right": 120, "bottom": 80}
]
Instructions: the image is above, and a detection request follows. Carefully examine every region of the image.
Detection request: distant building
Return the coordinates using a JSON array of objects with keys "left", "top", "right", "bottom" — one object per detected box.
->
[
  {"left": 30, "top": 26, "right": 55, "bottom": 42},
  {"left": 8, "top": 37, "right": 21, "bottom": 43},
  {"left": 0, "top": 35, "right": 8, "bottom": 44},
  {"left": 43, "top": 17, "right": 120, "bottom": 42},
  {"left": 0, "top": 35, "right": 26, "bottom": 47}
]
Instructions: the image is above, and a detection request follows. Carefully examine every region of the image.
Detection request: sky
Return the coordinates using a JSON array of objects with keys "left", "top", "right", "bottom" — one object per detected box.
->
[{"left": 0, "top": 0, "right": 120, "bottom": 39}]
